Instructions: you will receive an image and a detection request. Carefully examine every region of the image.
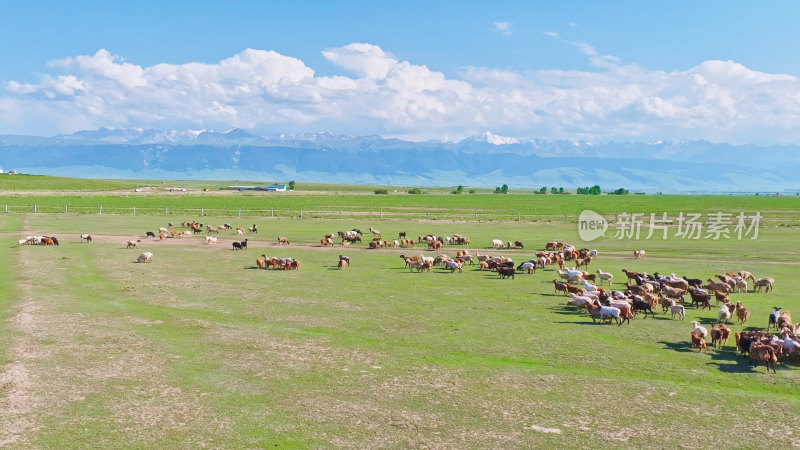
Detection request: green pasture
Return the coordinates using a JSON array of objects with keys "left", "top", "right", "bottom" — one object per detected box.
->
[
  {"left": 1, "top": 174, "right": 799, "bottom": 227},
  {"left": 1, "top": 209, "right": 799, "bottom": 448},
  {"left": 0, "top": 174, "right": 463, "bottom": 194},
  {"left": 1, "top": 193, "right": 799, "bottom": 228}
]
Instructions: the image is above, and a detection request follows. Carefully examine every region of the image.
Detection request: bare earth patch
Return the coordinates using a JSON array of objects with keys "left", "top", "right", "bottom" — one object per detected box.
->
[{"left": 0, "top": 225, "right": 230, "bottom": 446}]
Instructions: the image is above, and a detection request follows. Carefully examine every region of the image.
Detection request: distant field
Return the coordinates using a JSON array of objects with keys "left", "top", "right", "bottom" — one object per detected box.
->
[
  {"left": 0, "top": 175, "right": 798, "bottom": 224},
  {"left": 0, "top": 194, "right": 797, "bottom": 226},
  {"left": 0, "top": 174, "right": 455, "bottom": 194}
]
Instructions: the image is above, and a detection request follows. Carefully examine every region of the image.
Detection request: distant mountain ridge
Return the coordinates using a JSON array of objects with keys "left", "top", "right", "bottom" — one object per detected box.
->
[{"left": 0, "top": 128, "right": 797, "bottom": 192}]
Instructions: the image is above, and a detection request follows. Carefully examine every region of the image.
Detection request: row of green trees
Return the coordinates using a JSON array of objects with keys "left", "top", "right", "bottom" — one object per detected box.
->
[
  {"left": 576, "top": 185, "right": 601, "bottom": 195},
  {"left": 373, "top": 184, "right": 629, "bottom": 195},
  {"left": 451, "top": 185, "right": 476, "bottom": 194},
  {"left": 500, "top": 184, "right": 628, "bottom": 195}
]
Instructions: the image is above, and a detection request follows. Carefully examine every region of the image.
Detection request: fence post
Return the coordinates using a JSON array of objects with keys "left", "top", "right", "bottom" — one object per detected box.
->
[
  {"left": 564, "top": 213, "right": 567, "bottom": 222},
  {"left": 65, "top": 205, "right": 68, "bottom": 214},
  {"left": 165, "top": 206, "right": 168, "bottom": 215},
  {"left": 133, "top": 206, "right": 136, "bottom": 215},
  {"left": 201, "top": 208, "right": 204, "bottom": 216},
  {"left": 271, "top": 208, "right": 274, "bottom": 218},
  {"left": 518, "top": 212, "right": 521, "bottom": 222},
  {"left": 5, "top": 205, "right": 7, "bottom": 213},
  {"left": 238, "top": 208, "right": 241, "bottom": 217},
  {"left": 300, "top": 210, "right": 303, "bottom": 219},
  {"left": 99, "top": 205, "right": 102, "bottom": 214},
  {"left": 34, "top": 205, "right": 37, "bottom": 213}
]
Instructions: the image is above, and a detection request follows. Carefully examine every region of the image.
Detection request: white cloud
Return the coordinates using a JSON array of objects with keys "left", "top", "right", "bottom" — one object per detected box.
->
[
  {"left": 53, "top": 49, "right": 147, "bottom": 89},
  {"left": 493, "top": 22, "right": 512, "bottom": 35},
  {"left": 3, "top": 44, "right": 800, "bottom": 144},
  {"left": 322, "top": 43, "right": 397, "bottom": 79}
]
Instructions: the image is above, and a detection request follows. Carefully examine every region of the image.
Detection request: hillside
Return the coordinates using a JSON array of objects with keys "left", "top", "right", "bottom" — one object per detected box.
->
[{"left": 1, "top": 129, "right": 797, "bottom": 193}]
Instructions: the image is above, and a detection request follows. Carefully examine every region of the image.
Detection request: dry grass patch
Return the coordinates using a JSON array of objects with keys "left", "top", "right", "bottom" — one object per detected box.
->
[
  {"left": 0, "top": 230, "right": 231, "bottom": 447},
  {"left": 110, "top": 385, "right": 230, "bottom": 446},
  {"left": 211, "top": 327, "right": 380, "bottom": 378},
  {"left": 377, "top": 366, "right": 466, "bottom": 400}
]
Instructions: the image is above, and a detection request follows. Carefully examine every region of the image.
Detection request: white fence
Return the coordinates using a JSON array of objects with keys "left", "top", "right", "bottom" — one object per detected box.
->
[
  {"left": 3, "top": 204, "right": 576, "bottom": 223},
  {"left": 5, "top": 204, "right": 794, "bottom": 225}
]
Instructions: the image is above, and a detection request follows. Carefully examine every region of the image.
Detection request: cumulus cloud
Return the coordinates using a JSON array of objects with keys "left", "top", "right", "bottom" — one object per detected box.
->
[
  {"left": 322, "top": 43, "right": 397, "bottom": 79},
  {"left": 493, "top": 22, "right": 512, "bottom": 35},
  {"left": 3, "top": 44, "right": 800, "bottom": 144}
]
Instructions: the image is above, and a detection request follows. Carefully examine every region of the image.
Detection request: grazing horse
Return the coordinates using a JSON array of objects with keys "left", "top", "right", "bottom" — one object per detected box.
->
[{"left": 575, "top": 256, "right": 592, "bottom": 269}]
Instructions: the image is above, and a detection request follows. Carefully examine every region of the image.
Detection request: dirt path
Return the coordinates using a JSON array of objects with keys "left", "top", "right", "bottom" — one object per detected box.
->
[
  {"left": 0, "top": 224, "right": 225, "bottom": 445},
  {"left": 0, "top": 221, "right": 46, "bottom": 445}
]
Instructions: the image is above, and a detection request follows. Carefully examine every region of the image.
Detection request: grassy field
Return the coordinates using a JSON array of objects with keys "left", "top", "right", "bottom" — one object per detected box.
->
[
  {"left": 2, "top": 173, "right": 799, "bottom": 226},
  {"left": 1, "top": 195, "right": 799, "bottom": 448},
  {"left": 0, "top": 174, "right": 483, "bottom": 194},
  {"left": 0, "top": 189, "right": 798, "bottom": 227}
]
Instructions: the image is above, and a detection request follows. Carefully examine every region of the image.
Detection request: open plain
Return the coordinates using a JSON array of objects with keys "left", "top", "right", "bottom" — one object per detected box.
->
[{"left": 1, "top": 183, "right": 799, "bottom": 448}]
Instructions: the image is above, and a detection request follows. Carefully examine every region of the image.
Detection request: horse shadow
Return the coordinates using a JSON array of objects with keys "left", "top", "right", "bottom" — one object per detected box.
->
[
  {"left": 633, "top": 313, "right": 667, "bottom": 321},
  {"left": 556, "top": 320, "right": 607, "bottom": 326},
  {"left": 658, "top": 340, "right": 774, "bottom": 373},
  {"left": 658, "top": 340, "right": 695, "bottom": 354},
  {"left": 549, "top": 307, "right": 585, "bottom": 317},
  {"left": 706, "top": 349, "right": 757, "bottom": 373},
  {"left": 690, "top": 316, "right": 723, "bottom": 326},
  {"left": 482, "top": 274, "right": 515, "bottom": 281}
]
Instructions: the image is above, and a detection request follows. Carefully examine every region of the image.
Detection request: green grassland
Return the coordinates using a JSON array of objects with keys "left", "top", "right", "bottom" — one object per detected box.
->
[
  {"left": 0, "top": 174, "right": 460, "bottom": 194},
  {"left": 1, "top": 178, "right": 800, "bottom": 447},
  {"left": 0, "top": 192, "right": 800, "bottom": 226},
  {"left": 2, "top": 174, "right": 798, "bottom": 222}
]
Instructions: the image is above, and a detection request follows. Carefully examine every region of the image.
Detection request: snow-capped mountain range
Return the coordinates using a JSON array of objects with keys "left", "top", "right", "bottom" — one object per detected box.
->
[{"left": 0, "top": 128, "right": 797, "bottom": 192}]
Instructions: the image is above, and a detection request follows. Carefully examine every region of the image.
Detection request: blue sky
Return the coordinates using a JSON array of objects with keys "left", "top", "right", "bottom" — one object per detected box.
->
[{"left": 2, "top": 1, "right": 800, "bottom": 144}]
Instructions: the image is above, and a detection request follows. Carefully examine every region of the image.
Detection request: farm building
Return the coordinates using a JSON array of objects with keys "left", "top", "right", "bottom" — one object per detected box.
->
[
  {"left": 228, "top": 185, "right": 267, "bottom": 191},
  {"left": 227, "top": 184, "right": 288, "bottom": 191}
]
